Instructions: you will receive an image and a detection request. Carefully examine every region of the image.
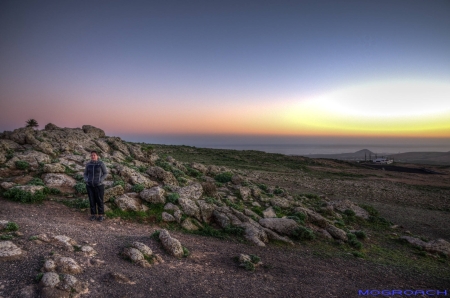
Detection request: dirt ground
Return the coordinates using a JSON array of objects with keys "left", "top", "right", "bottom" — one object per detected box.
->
[{"left": 0, "top": 198, "right": 448, "bottom": 298}]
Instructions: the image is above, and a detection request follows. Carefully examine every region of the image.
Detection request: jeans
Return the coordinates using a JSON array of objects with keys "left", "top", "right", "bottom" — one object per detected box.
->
[{"left": 86, "top": 184, "right": 105, "bottom": 215}]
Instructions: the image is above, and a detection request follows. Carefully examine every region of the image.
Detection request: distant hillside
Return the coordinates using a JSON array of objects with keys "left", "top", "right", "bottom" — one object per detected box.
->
[{"left": 308, "top": 149, "right": 450, "bottom": 166}]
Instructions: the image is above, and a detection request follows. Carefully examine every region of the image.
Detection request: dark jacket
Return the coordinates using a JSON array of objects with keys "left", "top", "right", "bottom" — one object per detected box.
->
[{"left": 84, "top": 160, "right": 108, "bottom": 186}]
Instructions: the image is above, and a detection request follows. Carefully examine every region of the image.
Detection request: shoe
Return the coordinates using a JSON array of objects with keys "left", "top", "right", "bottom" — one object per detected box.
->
[
  {"left": 90, "top": 215, "right": 96, "bottom": 221},
  {"left": 97, "top": 216, "right": 104, "bottom": 222}
]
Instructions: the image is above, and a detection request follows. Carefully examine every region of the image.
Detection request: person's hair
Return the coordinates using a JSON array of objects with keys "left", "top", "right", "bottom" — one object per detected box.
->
[{"left": 90, "top": 150, "right": 98, "bottom": 155}]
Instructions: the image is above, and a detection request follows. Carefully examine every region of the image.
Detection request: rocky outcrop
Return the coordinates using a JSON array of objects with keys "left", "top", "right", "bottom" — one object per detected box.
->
[
  {"left": 82, "top": 125, "right": 105, "bottom": 138},
  {"left": 176, "top": 183, "right": 203, "bottom": 201},
  {"left": 159, "top": 229, "right": 184, "bottom": 258},
  {"left": 197, "top": 200, "right": 215, "bottom": 223},
  {"left": 104, "top": 185, "right": 125, "bottom": 202},
  {"left": 331, "top": 199, "right": 369, "bottom": 219},
  {"left": 178, "top": 197, "right": 201, "bottom": 220},
  {"left": 115, "top": 194, "right": 145, "bottom": 212},
  {"left": 140, "top": 186, "right": 165, "bottom": 204},
  {"left": 0, "top": 241, "right": 23, "bottom": 260},
  {"left": 259, "top": 218, "right": 298, "bottom": 235},
  {"left": 42, "top": 173, "right": 77, "bottom": 191},
  {"left": 146, "top": 166, "right": 178, "bottom": 186},
  {"left": 190, "top": 162, "right": 207, "bottom": 173},
  {"left": 262, "top": 207, "right": 277, "bottom": 218},
  {"left": 43, "top": 163, "right": 66, "bottom": 173},
  {"left": 117, "top": 165, "right": 157, "bottom": 188}
]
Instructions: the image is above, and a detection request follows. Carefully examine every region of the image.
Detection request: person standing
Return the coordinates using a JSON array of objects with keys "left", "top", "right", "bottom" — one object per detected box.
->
[{"left": 84, "top": 151, "right": 108, "bottom": 221}]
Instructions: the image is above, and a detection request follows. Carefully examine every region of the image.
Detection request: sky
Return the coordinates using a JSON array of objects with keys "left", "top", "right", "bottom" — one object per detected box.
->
[{"left": 1, "top": 0, "right": 449, "bottom": 151}]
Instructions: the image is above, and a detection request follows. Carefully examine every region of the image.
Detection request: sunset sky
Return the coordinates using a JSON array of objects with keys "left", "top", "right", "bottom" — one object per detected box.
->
[{"left": 1, "top": 1, "right": 449, "bottom": 149}]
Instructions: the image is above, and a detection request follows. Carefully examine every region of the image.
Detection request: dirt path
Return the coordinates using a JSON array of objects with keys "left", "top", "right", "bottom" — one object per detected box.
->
[{"left": 0, "top": 198, "right": 448, "bottom": 298}]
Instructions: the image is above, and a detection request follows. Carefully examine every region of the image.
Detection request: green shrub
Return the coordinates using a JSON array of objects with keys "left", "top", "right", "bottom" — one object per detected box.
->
[
  {"left": 182, "top": 246, "right": 190, "bottom": 257},
  {"left": 347, "top": 233, "right": 357, "bottom": 241},
  {"left": 43, "top": 187, "right": 61, "bottom": 195},
  {"left": 131, "top": 184, "right": 145, "bottom": 193},
  {"left": 273, "top": 187, "right": 284, "bottom": 195},
  {"left": 35, "top": 273, "right": 44, "bottom": 282},
  {"left": 155, "top": 159, "right": 172, "bottom": 172},
  {"left": 250, "top": 254, "right": 261, "bottom": 264},
  {"left": 360, "top": 204, "right": 379, "bottom": 217},
  {"left": 74, "top": 174, "right": 84, "bottom": 182},
  {"left": 15, "top": 160, "right": 30, "bottom": 170},
  {"left": 355, "top": 230, "right": 367, "bottom": 239},
  {"left": 137, "top": 166, "right": 147, "bottom": 173},
  {"left": 257, "top": 183, "right": 269, "bottom": 193},
  {"left": 0, "top": 235, "right": 14, "bottom": 240},
  {"left": 214, "top": 172, "right": 233, "bottom": 183},
  {"left": 243, "top": 261, "right": 255, "bottom": 271},
  {"left": 186, "top": 167, "right": 201, "bottom": 178},
  {"left": 292, "top": 226, "right": 315, "bottom": 241},
  {"left": 344, "top": 209, "right": 356, "bottom": 217},
  {"left": 125, "top": 156, "right": 134, "bottom": 163},
  {"left": 74, "top": 182, "right": 87, "bottom": 194},
  {"left": 3, "top": 188, "right": 45, "bottom": 203},
  {"left": 151, "top": 230, "right": 161, "bottom": 241},
  {"left": 63, "top": 198, "right": 89, "bottom": 209},
  {"left": 113, "top": 180, "right": 126, "bottom": 188},
  {"left": 28, "top": 178, "right": 45, "bottom": 186},
  {"left": 166, "top": 193, "right": 179, "bottom": 204},
  {"left": 349, "top": 238, "right": 363, "bottom": 250},
  {"left": 6, "top": 149, "right": 14, "bottom": 160},
  {"left": 6, "top": 222, "right": 19, "bottom": 231}
]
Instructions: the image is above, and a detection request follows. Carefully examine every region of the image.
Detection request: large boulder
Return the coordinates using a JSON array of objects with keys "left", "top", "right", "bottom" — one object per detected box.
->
[
  {"left": 159, "top": 229, "right": 184, "bottom": 258},
  {"left": 197, "top": 200, "right": 215, "bottom": 223},
  {"left": 106, "top": 137, "right": 130, "bottom": 156},
  {"left": 262, "top": 207, "right": 277, "bottom": 218},
  {"left": 43, "top": 163, "right": 66, "bottom": 173},
  {"left": 0, "top": 241, "right": 23, "bottom": 260},
  {"left": 146, "top": 166, "right": 178, "bottom": 186},
  {"left": 117, "top": 165, "right": 158, "bottom": 188},
  {"left": 104, "top": 185, "right": 124, "bottom": 202},
  {"left": 259, "top": 218, "right": 298, "bottom": 235},
  {"left": 325, "top": 224, "right": 348, "bottom": 241},
  {"left": 82, "top": 125, "right": 105, "bottom": 138},
  {"left": 42, "top": 173, "right": 77, "bottom": 191},
  {"left": 140, "top": 186, "right": 166, "bottom": 204},
  {"left": 115, "top": 194, "right": 145, "bottom": 212},
  {"left": 178, "top": 198, "right": 201, "bottom": 220},
  {"left": 176, "top": 183, "right": 203, "bottom": 201}
]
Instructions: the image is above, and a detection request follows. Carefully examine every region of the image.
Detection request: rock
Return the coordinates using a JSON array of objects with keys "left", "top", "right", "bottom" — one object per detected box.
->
[
  {"left": 15, "top": 151, "right": 51, "bottom": 169},
  {"left": 0, "top": 220, "right": 9, "bottom": 230},
  {"left": 244, "top": 208, "right": 262, "bottom": 220},
  {"left": 115, "top": 194, "right": 144, "bottom": 212},
  {"left": 159, "top": 229, "right": 184, "bottom": 258},
  {"left": 36, "top": 233, "right": 51, "bottom": 242},
  {"left": 146, "top": 166, "right": 178, "bottom": 186},
  {"left": 108, "top": 272, "right": 136, "bottom": 285},
  {"left": 43, "top": 163, "right": 66, "bottom": 173},
  {"left": 213, "top": 211, "right": 230, "bottom": 228},
  {"left": 127, "top": 144, "right": 148, "bottom": 162},
  {"left": 262, "top": 227, "right": 294, "bottom": 245},
  {"left": 259, "top": 218, "right": 298, "bottom": 235},
  {"left": 252, "top": 201, "right": 261, "bottom": 207},
  {"left": 176, "top": 183, "right": 203, "bottom": 201},
  {"left": 294, "top": 207, "right": 328, "bottom": 228},
  {"left": 52, "top": 235, "right": 78, "bottom": 251},
  {"left": 164, "top": 202, "right": 179, "bottom": 211},
  {"left": 173, "top": 210, "right": 183, "bottom": 223},
  {"left": 401, "top": 237, "right": 450, "bottom": 255},
  {"left": 123, "top": 247, "right": 144, "bottom": 262},
  {"left": 106, "top": 137, "right": 130, "bottom": 156},
  {"left": 55, "top": 257, "right": 83, "bottom": 274},
  {"left": 231, "top": 174, "right": 243, "bottom": 185},
  {"left": 0, "top": 241, "right": 23, "bottom": 260},
  {"left": 43, "top": 259, "right": 56, "bottom": 272},
  {"left": 207, "top": 165, "right": 220, "bottom": 176},
  {"left": 262, "top": 207, "right": 277, "bottom": 218},
  {"left": 44, "top": 123, "right": 61, "bottom": 130},
  {"left": 93, "top": 139, "right": 110, "bottom": 153},
  {"left": 140, "top": 186, "right": 166, "bottom": 204},
  {"left": 239, "top": 187, "right": 251, "bottom": 200},
  {"left": 190, "top": 162, "right": 207, "bottom": 173},
  {"left": 40, "top": 272, "right": 60, "bottom": 288},
  {"left": 240, "top": 222, "right": 268, "bottom": 247},
  {"left": 178, "top": 197, "right": 201, "bottom": 220},
  {"left": 82, "top": 125, "right": 105, "bottom": 138},
  {"left": 317, "top": 229, "right": 334, "bottom": 240},
  {"left": 238, "top": 254, "right": 251, "bottom": 263},
  {"left": 131, "top": 242, "right": 153, "bottom": 256},
  {"left": 201, "top": 181, "right": 217, "bottom": 196},
  {"left": 80, "top": 245, "right": 96, "bottom": 257},
  {"left": 197, "top": 200, "right": 215, "bottom": 223},
  {"left": 270, "top": 197, "right": 291, "bottom": 208},
  {"left": 104, "top": 185, "right": 124, "bottom": 202},
  {"left": 42, "top": 173, "right": 77, "bottom": 189},
  {"left": 326, "top": 224, "right": 348, "bottom": 241},
  {"left": 251, "top": 187, "right": 261, "bottom": 199},
  {"left": 34, "top": 141, "right": 54, "bottom": 155},
  {"left": 181, "top": 218, "right": 200, "bottom": 231},
  {"left": 13, "top": 185, "right": 45, "bottom": 194},
  {"left": 57, "top": 274, "right": 88, "bottom": 294},
  {"left": 331, "top": 199, "right": 369, "bottom": 219},
  {"left": 117, "top": 165, "right": 158, "bottom": 188},
  {"left": 40, "top": 287, "right": 70, "bottom": 298},
  {"left": 162, "top": 212, "right": 176, "bottom": 222},
  {"left": 0, "top": 181, "right": 15, "bottom": 190}
]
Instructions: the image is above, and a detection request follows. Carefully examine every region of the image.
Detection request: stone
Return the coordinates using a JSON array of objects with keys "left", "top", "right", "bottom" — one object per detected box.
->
[
  {"left": 331, "top": 199, "right": 369, "bottom": 219},
  {"left": 43, "top": 163, "right": 66, "bottom": 173},
  {"left": 164, "top": 202, "right": 179, "bottom": 211},
  {"left": 190, "top": 162, "right": 207, "bottom": 173},
  {"left": 317, "top": 228, "right": 334, "bottom": 240},
  {"left": 131, "top": 242, "right": 153, "bottom": 256},
  {"left": 55, "top": 257, "right": 83, "bottom": 274},
  {"left": 262, "top": 207, "right": 277, "bottom": 218},
  {"left": 108, "top": 272, "right": 136, "bottom": 285},
  {"left": 140, "top": 186, "right": 166, "bottom": 204},
  {"left": 401, "top": 237, "right": 450, "bottom": 255},
  {"left": 117, "top": 165, "right": 157, "bottom": 188},
  {"left": 159, "top": 229, "right": 184, "bottom": 258},
  {"left": 178, "top": 197, "right": 201, "bottom": 220},
  {"left": 15, "top": 151, "right": 51, "bottom": 169},
  {"left": 240, "top": 222, "right": 268, "bottom": 247},
  {"left": 104, "top": 185, "right": 124, "bottom": 202},
  {"left": 57, "top": 274, "right": 88, "bottom": 294},
  {"left": 162, "top": 212, "right": 176, "bottom": 222},
  {"left": 176, "top": 183, "right": 203, "bottom": 201},
  {"left": 326, "top": 224, "right": 348, "bottom": 241},
  {"left": 0, "top": 241, "right": 22, "bottom": 260},
  {"left": 42, "top": 173, "right": 77, "bottom": 189},
  {"left": 239, "top": 254, "right": 251, "bottom": 263},
  {"left": 43, "top": 259, "right": 56, "bottom": 272},
  {"left": 106, "top": 137, "right": 130, "bottom": 156},
  {"left": 259, "top": 218, "right": 298, "bottom": 235},
  {"left": 181, "top": 218, "right": 200, "bottom": 231},
  {"left": 82, "top": 125, "right": 105, "bottom": 138},
  {"left": 115, "top": 194, "right": 144, "bottom": 212},
  {"left": 93, "top": 139, "right": 110, "bottom": 153},
  {"left": 270, "top": 197, "right": 291, "bottom": 208},
  {"left": 13, "top": 185, "right": 45, "bottom": 194},
  {"left": 173, "top": 210, "right": 182, "bottom": 223},
  {"left": 146, "top": 166, "right": 178, "bottom": 186},
  {"left": 294, "top": 207, "right": 328, "bottom": 228},
  {"left": 123, "top": 247, "right": 144, "bottom": 263},
  {"left": 197, "top": 200, "right": 215, "bottom": 223},
  {"left": 52, "top": 235, "right": 78, "bottom": 251},
  {"left": 80, "top": 246, "right": 96, "bottom": 257},
  {"left": 207, "top": 165, "right": 220, "bottom": 176},
  {"left": 262, "top": 227, "right": 294, "bottom": 245},
  {"left": 40, "top": 272, "right": 60, "bottom": 288},
  {"left": 231, "top": 174, "right": 243, "bottom": 185},
  {"left": 251, "top": 187, "right": 261, "bottom": 199},
  {"left": 0, "top": 220, "right": 9, "bottom": 230},
  {"left": 239, "top": 187, "right": 251, "bottom": 200},
  {"left": 128, "top": 144, "right": 148, "bottom": 162},
  {"left": 244, "top": 208, "right": 262, "bottom": 220}
]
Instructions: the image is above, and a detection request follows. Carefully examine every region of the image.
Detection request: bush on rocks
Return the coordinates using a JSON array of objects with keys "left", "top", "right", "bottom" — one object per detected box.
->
[{"left": 3, "top": 187, "right": 45, "bottom": 203}]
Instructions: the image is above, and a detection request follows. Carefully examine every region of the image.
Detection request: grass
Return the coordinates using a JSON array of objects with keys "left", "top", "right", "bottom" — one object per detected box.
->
[
  {"left": 131, "top": 184, "right": 145, "bottom": 193},
  {"left": 62, "top": 198, "right": 90, "bottom": 209},
  {"left": 15, "top": 160, "right": 30, "bottom": 170},
  {"left": 6, "top": 222, "right": 19, "bottom": 231},
  {"left": 27, "top": 178, "right": 45, "bottom": 186},
  {"left": 74, "top": 182, "right": 88, "bottom": 194},
  {"left": 3, "top": 188, "right": 46, "bottom": 203},
  {"left": 215, "top": 172, "right": 233, "bottom": 183}
]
